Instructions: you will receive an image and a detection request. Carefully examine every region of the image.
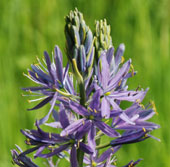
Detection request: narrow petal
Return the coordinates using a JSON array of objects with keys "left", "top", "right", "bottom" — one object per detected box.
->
[
  {"left": 38, "top": 144, "right": 69, "bottom": 158},
  {"left": 54, "top": 46, "right": 63, "bottom": 83},
  {"left": 100, "top": 53, "right": 110, "bottom": 88},
  {"left": 27, "top": 96, "right": 53, "bottom": 111},
  {"left": 70, "top": 145, "right": 78, "bottom": 167},
  {"left": 119, "top": 112, "right": 135, "bottom": 125},
  {"left": 107, "top": 60, "right": 131, "bottom": 91},
  {"left": 89, "top": 90, "right": 101, "bottom": 111},
  {"left": 38, "top": 92, "right": 58, "bottom": 125},
  {"left": 79, "top": 142, "right": 93, "bottom": 154},
  {"left": 60, "top": 118, "right": 85, "bottom": 136},
  {"left": 95, "top": 121, "right": 120, "bottom": 137},
  {"left": 75, "top": 120, "right": 92, "bottom": 140},
  {"left": 44, "top": 51, "right": 55, "bottom": 82},
  {"left": 87, "top": 124, "right": 96, "bottom": 153},
  {"left": 96, "top": 146, "right": 121, "bottom": 163},
  {"left": 101, "top": 97, "right": 110, "bottom": 118},
  {"left": 109, "top": 89, "right": 148, "bottom": 102},
  {"left": 115, "top": 43, "right": 125, "bottom": 68},
  {"left": 59, "top": 103, "right": 70, "bottom": 129},
  {"left": 70, "top": 101, "right": 90, "bottom": 116}
]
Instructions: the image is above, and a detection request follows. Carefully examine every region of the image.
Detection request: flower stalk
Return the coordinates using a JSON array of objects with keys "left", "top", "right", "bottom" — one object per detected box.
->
[{"left": 11, "top": 8, "right": 160, "bottom": 167}]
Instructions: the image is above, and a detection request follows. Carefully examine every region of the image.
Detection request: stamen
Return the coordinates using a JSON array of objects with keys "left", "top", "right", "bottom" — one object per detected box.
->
[
  {"left": 94, "top": 109, "right": 97, "bottom": 113},
  {"left": 88, "top": 107, "right": 93, "bottom": 112},
  {"left": 35, "top": 73, "right": 39, "bottom": 78},
  {"left": 105, "top": 92, "right": 111, "bottom": 96},
  {"left": 143, "top": 127, "right": 146, "bottom": 132},
  {"left": 118, "top": 80, "right": 122, "bottom": 86},
  {"left": 121, "top": 56, "right": 125, "bottom": 63},
  {"left": 49, "top": 132, "right": 51, "bottom": 139},
  {"left": 26, "top": 138, "right": 31, "bottom": 145},
  {"left": 150, "top": 100, "right": 158, "bottom": 115}
]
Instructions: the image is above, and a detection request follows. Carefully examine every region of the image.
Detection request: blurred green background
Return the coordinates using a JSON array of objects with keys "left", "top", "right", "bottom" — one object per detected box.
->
[{"left": 0, "top": 0, "right": 169, "bottom": 166}]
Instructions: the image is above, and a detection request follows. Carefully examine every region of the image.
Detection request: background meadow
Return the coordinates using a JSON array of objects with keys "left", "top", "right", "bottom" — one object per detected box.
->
[{"left": 0, "top": 0, "right": 170, "bottom": 166}]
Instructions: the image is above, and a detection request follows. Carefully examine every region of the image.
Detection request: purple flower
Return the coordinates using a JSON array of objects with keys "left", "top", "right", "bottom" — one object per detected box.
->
[
  {"left": 84, "top": 147, "right": 120, "bottom": 167},
  {"left": 122, "top": 159, "right": 142, "bottom": 167},
  {"left": 110, "top": 129, "right": 150, "bottom": 147},
  {"left": 23, "top": 46, "right": 75, "bottom": 124},
  {"left": 95, "top": 49, "right": 147, "bottom": 118},
  {"left": 61, "top": 90, "right": 120, "bottom": 153},
  {"left": 11, "top": 145, "right": 39, "bottom": 167},
  {"left": 112, "top": 102, "right": 160, "bottom": 131}
]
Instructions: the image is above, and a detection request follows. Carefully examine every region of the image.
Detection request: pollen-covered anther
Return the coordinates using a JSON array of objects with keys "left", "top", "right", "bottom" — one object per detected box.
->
[
  {"left": 88, "top": 107, "right": 93, "bottom": 112},
  {"left": 150, "top": 100, "right": 158, "bottom": 115},
  {"left": 105, "top": 91, "right": 111, "bottom": 96},
  {"left": 49, "top": 132, "right": 52, "bottom": 139},
  {"left": 121, "top": 56, "right": 125, "bottom": 64},
  {"left": 130, "top": 64, "right": 135, "bottom": 76},
  {"left": 26, "top": 138, "right": 31, "bottom": 145},
  {"left": 94, "top": 109, "right": 97, "bottom": 113},
  {"left": 136, "top": 99, "right": 141, "bottom": 103},
  {"left": 35, "top": 73, "right": 39, "bottom": 78},
  {"left": 82, "top": 120, "right": 85, "bottom": 125},
  {"left": 128, "top": 162, "right": 134, "bottom": 167},
  {"left": 118, "top": 80, "right": 122, "bottom": 86},
  {"left": 142, "top": 127, "right": 146, "bottom": 132}
]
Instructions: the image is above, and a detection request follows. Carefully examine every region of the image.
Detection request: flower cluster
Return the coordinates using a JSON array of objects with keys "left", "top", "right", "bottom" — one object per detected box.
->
[{"left": 11, "top": 9, "right": 159, "bottom": 167}]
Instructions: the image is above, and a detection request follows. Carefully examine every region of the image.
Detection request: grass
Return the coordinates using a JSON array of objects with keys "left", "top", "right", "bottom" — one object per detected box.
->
[{"left": 0, "top": 0, "right": 169, "bottom": 166}]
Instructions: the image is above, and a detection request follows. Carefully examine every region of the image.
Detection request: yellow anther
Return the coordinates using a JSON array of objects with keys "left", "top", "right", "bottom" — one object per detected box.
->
[
  {"left": 88, "top": 107, "right": 93, "bottom": 112},
  {"left": 136, "top": 99, "right": 141, "bottom": 103},
  {"left": 144, "top": 134, "right": 148, "bottom": 138},
  {"left": 49, "top": 132, "right": 51, "bottom": 139},
  {"left": 105, "top": 92, "right": 111, "bottom": 96},
  {"left": 143, "top": 127, "right": 146, "bottom": 132},
  {"left": 28, "top": 72, "right": 31, "bottom": 78},
  {"left": 94, "top": 109, "right": 97, "bottom": 113},
  {"left": 150, "top": 100, "right": 158, "bottom": 115},
  {"left": 111, "top": 148, "right": 114, "bottom": 152},
  {"left": 34, "top": 63, "right": 39, "bottom": 66},
  {"left": 121, "top": 56, "right": 125, "bottom": 63},
  {"left": 26, "top": 138, "right": 31, "bottom": 145},
  {"left": 35, "top": 73, "right": 39, "bottom": 78},
  {"left": 128, "top": 162, "right": 134, "bottom": 167},
  {"left": 118, "top": 80, "right": 122, "bottom": 86},
  {"left": 113, "top": 161, "right": 117, "bottom": 165},
  {"left": 139, "top": 103, "right": 145, "bottom": 109},
  {"left": 27, "top": 100, "right": 31, "bottom": 103},
  {"left": 29, "top": 89, "right": 32, "bottom": 94},
  {"left": 82, "top": 120, "right": 85, "bottom": 125},
  {"left": 130, "top": 64, "right": 135, "bottom": 76}
]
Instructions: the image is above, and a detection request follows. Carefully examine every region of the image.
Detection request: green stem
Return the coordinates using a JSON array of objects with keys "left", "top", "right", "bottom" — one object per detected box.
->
[
  {"left": 77, "top": 82, "right": 86, "bottom": 167},
  {"left": 96, "top": 142, "right": 110, "bottom": 150}
]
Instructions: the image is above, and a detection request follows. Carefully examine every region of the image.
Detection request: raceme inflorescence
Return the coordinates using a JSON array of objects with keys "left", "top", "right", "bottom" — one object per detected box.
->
[{"left": 11, "top": 9, "right": 160, "bottom": 167}]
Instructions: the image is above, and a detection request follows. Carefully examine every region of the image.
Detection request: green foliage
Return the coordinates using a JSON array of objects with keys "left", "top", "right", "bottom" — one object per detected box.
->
[{"left": 0, "top": 0, "right": 169, "bottom": 166}]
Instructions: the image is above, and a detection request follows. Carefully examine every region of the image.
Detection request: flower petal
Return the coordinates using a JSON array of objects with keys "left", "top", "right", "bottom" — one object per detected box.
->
[
  {"left": 70, "top": 145, "right": 78, "bottom": 167},
  {"left": 95, "top": 121, "right": 120, "bottom": 137},
  {"left": 70, "top": 101, "right": 90, "bottom": 116},
  {"left": 60, "top": 118, "right": 85, "bottom": 136}
]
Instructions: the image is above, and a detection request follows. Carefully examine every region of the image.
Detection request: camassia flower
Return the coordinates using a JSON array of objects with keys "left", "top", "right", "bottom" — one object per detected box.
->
[
  {"left": 94, "top": 49, "right": 148, "bottom": 118},
  {"left": 61, "top": 90, "right": 120, "bottom": 153},
  {"left": 12, "top": 9, "right": 160, "bottom": 167},
  {"left": 20, "top": 107, "right": 93, "bottom": 167},
  {"left": 23, "top": 46, "right": 75, "bottom": 124}
]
